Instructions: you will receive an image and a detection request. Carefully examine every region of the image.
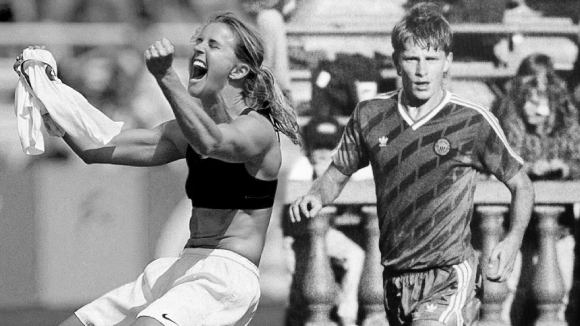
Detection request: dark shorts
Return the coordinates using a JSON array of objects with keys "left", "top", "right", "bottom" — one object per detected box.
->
[{"left": 384, "top": 254, "right": 482, "bottom": 326}]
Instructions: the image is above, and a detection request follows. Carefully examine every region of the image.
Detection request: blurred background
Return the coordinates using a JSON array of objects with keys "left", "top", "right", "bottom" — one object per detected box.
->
[{"left": 0, "top": 0, "right": 579, "bottom": 325}]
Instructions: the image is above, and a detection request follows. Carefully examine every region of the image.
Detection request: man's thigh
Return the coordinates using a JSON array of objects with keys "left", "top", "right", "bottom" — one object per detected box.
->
[{"left": 385, "top": 256, "right": 482, "bottom": 326}]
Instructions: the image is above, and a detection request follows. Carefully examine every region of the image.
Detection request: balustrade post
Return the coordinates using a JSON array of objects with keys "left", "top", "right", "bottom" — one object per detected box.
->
[
  {"left": 301, "top": 207, "right": 337, "bottom": 326},
  {"left": 359, "top": 206, "right": 388, "bottom": 326},
  {"left": 531, "top": 205, "right": 567, "bottom": 326},
  {"left": 476, "top": 205, "right": 510, "bottom": 326},
  {"left": 567, "top": 203, "right": 580, "bottom": 325}
]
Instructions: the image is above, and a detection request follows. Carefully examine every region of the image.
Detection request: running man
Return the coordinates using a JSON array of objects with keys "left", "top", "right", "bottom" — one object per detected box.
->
[{"left": 290, "top": 3, "right": 534, "bottom": 326}]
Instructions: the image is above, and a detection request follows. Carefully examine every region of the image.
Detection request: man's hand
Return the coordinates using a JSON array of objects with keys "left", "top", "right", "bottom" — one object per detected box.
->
[
  {"left": 531, "top": 160, "right": 551, "bottom": 177},
  {"left": 145, "top": 38, "right": 175, "bottom": 78},
  {"left": 289, "top": 164, "right": 351, "bottom": 223},
  {"left": 549, "top": 158, "right": 570, "bottom": 178},
  {"left": 289, "top": 194, "right": 323, "bottom": 222},
  {"left": 486, "top": 235, "right": 522, "bottom": 282}
]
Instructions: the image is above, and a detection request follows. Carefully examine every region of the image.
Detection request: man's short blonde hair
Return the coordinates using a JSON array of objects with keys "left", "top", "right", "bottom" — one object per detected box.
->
[{"left": 391, "top": 2, "right": 452, "bottom": 56}]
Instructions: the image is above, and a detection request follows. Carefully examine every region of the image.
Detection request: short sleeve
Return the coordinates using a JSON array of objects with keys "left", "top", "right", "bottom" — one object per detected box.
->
[
  {"left": 332, "top": 105, "right": 370, "bottom": 176},
  {"left": 473, "top": 112, "right": 524, "bottom": 182}
]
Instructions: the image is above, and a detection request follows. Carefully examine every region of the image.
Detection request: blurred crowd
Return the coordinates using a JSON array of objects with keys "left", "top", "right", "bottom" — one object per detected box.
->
[
  {"left": 1, "top": 1, "right": 580, "bottom": 324},
  {"left": 0, "top": 0, "right": 243, "bottom": 24},
  {"left": 5, "top": 0, "right": 575, "bottom": 161}
]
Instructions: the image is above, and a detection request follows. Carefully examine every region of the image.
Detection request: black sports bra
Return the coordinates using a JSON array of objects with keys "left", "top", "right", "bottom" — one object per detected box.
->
[{"left": 184, "top": 108, "right": 278, "bottom": 209}]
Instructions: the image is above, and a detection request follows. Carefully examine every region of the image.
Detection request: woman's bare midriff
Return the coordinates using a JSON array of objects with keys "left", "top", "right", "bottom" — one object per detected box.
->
[{"left": 185, "top": 206, "right": 272, "bottom": 266}]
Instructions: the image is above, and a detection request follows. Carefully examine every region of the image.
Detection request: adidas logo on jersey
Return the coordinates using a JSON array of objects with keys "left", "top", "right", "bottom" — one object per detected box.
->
[
  {"left": 378, "top": 136, "right": 388, "bottom": 147},
  {"left": 425, "top": 303, "right": 438, "bottom": 313}
]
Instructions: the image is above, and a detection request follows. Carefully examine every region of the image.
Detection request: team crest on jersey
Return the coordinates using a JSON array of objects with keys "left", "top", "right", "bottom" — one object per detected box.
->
[
  {"left": 378, "top": 136, "right": 388, "bottom": 147},
  {"left": 434, "top": 138, "right": 451, "bottom": 156}
]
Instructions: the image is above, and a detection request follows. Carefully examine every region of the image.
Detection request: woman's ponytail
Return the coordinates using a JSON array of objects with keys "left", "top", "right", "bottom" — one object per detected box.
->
[
  {"left": 207, "top": 13, "right": 300, "bottom": 145},
  {"left": 244, "top": 66, "right": 300, "bottom": 145}
]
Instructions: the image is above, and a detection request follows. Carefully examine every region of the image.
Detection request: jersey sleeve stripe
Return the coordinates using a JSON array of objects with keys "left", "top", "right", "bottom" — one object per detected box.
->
[
  {"left": 373, "top": 89, "right": 399, "bottom": 100},
  {"left": 450, "top": 94, "right": 524, "bottom": 165}
]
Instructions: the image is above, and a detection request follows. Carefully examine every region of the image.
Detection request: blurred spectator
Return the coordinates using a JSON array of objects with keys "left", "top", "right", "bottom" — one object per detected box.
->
[
  {"left": 279, "top": 0, "right": 297, "bottom": 20},
  {"left": 288, "top": 114, "right": 372, "bottom": 188},
  {"left": 524, "top": 0, "right": 580, "bottom": 24},
  {"left": 496, "top": 53, "right": 578, "bottom": 324},
  {"left": 404, "top": 0, "right": 505, "bottom": 23},
  {"left": 493, "top": 0, "right": 578, "bottom": 71},
  {"left": 497, "top": 54, "right": 580, "bottom": 180},
  {"left": 0, "top": 0, "right": 38, "bottom": 21},
  {"left": 132, "top": 0, "right": 199, "bottom": 25},
  {"left": 56, "top": 41, "right": 176, "bottom": 134},
  {"left": 310, "top": 52, "right": 393, "bottom": 117},
  {"left": 568, "top": 49, "right": 580, "bottom": 111},
  {"left": 285, "top": 115, "right": 371, "bottom": 326},
  {"left": 503, "top": 0, "right": 541, "bottom": 22},
  {"left": 241, "top": 0, "right": 294, "bottom": 104},
  {"left": 40, "top": 0, "right": 135, "bottom": 23},
  {"left": 493, "top": 53, "right": 566, "bottom": 115},
  {"left": 492, "top": 0, "right": 542, "bottom": 69},
  {"left": 514, "top": 52, "right": 562, "bottom": 91},
  {"left": 186, "top": 0, "right": 248, "bottom": 24},
  {"left": 58, "top": 46, "right": 153, "bottom": 130}
]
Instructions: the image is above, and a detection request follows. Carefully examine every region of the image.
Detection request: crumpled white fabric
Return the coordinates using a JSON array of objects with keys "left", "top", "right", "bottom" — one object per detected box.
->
[{"left": 14, "top": 48, "right": 123, "bottom": 155}]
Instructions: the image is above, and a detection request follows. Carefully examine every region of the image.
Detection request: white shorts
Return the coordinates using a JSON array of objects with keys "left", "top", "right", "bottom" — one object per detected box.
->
[{"left": 75, "top": 248, "right": 261, "bottom": 326}]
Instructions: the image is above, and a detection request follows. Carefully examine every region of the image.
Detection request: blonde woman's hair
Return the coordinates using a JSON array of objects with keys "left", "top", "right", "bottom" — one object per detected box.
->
[{"left": 199, "top": 12, "right": 300, "bottom": 145}]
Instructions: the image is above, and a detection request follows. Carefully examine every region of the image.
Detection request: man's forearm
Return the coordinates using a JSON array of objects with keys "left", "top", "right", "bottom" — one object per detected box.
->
[
  {"left": 508, "top": 194, "right": 533, "bottom": 240},
  {"left": 309, "top": 165, "right": 351, "bottom": 206},
  {"left": 506, "top": 173, "right": 534, "bottom": 241}
]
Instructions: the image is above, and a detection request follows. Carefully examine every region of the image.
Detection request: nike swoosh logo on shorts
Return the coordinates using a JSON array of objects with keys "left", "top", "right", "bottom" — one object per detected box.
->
[{"left": 162, "top": 313, "right": 179, "bottom": 325}]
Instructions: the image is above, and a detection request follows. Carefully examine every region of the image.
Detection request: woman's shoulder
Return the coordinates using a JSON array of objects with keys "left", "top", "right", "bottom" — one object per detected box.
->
[
  {"left": 238, "top": 108, "right": 272, "bottom": 125},
  {"left": 235, "top": 109, "right": 278, "bottom": 144}
]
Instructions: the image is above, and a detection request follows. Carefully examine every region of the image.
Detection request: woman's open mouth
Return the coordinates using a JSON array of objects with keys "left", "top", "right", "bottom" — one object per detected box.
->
[{"left": 191, "top": 59, "right": 207, "bottom": 80}]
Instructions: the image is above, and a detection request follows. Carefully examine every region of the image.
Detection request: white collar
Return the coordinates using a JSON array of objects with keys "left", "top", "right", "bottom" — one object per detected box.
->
[{"left": 397, "top": 90, "right": 451, "bottom": 130}]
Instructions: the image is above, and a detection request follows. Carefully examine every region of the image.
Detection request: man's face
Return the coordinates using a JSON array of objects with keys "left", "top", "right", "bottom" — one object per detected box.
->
[
  {"left": 395, "top": 39, "right": 452, "bottom": 107},
  {"left": 83, "top": 56, "right": 114, "bottom": 94}
]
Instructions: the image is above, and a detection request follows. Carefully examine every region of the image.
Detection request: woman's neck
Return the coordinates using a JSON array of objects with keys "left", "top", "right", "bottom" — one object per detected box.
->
[{"left": 201, "top": 87, "right": 247, "bottom": 123}]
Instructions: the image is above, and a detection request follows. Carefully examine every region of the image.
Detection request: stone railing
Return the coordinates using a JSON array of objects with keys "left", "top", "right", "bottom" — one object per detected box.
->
[{"left": 283, "top": 180, "right": 580, "bottom": 326}]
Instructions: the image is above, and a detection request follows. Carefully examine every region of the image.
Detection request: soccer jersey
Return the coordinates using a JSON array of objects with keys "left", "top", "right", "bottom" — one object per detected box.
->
[{"left": 333, "top": 89, "right": 523, "bottom": 273}]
